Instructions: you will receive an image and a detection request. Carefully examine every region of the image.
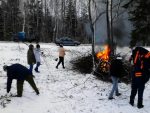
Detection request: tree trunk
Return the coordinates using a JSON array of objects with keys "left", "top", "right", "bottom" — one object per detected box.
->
[
  {"left": 88, "top": 0, "right": 95, "bottom": 71},
  {"left": 106, "top": 0, "right": 114, "bottom": 57}
]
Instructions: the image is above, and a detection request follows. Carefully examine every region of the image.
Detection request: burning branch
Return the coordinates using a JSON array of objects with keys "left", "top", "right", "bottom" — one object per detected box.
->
[
  {"left": 96, "top": 45, "right": 111, "bottom": 73},
  {"left": 96, "top": 45, "right": 110, "bottom": 61}
]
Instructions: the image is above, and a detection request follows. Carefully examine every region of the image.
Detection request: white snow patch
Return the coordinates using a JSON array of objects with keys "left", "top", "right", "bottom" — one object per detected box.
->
[{"left": 0, "top": 42, "right": 150, "bottom": 113}]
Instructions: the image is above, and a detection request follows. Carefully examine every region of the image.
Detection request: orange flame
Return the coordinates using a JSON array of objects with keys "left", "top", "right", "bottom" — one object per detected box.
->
[{"left": 96, "top": 45, "right": 110, "bottom": 61}]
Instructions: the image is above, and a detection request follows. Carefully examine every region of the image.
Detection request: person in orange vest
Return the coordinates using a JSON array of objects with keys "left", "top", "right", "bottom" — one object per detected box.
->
[
  {"left": 56, "top": 44, "right": 69, "bottom": 69},
  {"left": 129, "top": 47, "right": 150, "bottom": 109}
]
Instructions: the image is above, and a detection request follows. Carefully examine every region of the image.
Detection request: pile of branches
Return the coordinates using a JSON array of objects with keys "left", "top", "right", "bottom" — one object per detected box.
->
[
  {"left": 94, "top": 58, "right": 132, "bottom": 84},
  {"left": 70, "top": 54, "right": 132, "bottom": 84},
  {"left": 70, "top": 54, "right": 93, "bottom": 74}
]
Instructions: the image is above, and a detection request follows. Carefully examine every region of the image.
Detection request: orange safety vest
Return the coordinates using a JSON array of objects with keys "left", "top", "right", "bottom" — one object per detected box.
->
[
  {"left": 134, "top": 51, "right": 144, "bottom": 77},
  {"left": 145, "top": 52, "right": 150, "bottom": 58},
  {"left": 134, "top": 51, "right": 150, "bottom": 77},
  {"left": 135, "top": 72, "right": 142, "bottom": 77}
]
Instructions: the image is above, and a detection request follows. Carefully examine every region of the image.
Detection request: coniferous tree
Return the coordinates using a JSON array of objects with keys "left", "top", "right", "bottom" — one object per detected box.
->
[
  {"left": 0, "top": 0, "right": 22, "bottom": 40},
  {"left": 64, "top": 0, "right": 77, "bottom": 38},
  {"left": 76, "top": 1, "right": 89, "bottom": 43},
  {"left": 0, "top": 6, "right": 4, "bottom": 40},
  {"left": 124, "top": 0, "right": 150, "bottom": 46}
]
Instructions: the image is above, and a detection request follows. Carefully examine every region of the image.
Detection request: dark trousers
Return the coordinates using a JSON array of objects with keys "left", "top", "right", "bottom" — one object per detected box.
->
[
  {"left": 130, "top": 78, "right": 145, "bottom": 104},
  {"left": 29, "top": 64, "right": 33, "bottom": 73},
  {"left": 56, "top": 57, "right": 64, "bottom": 68},
  {"left": 17, "top": 75, "right": 39, "bottom": 96},
  {"left": 35, "top": 62, "right": 40, "bottom": 71}
]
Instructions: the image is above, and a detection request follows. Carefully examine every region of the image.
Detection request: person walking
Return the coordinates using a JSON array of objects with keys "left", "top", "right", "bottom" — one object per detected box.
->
[
  {"left": 3, "top": 63, "right": 39, "bottom": 97},
  {"left": 108, "top": 56, "right": 124, "bottom": 100},
  {"left": 34, "top": 44, "right": 41, "bottom": 73},
  {"left": 129, "top": 47, "right": 150, "bottom": 109},
  {"left": 56, "top": 44, "right": 68, "bottom": 69},
  {"left": 27, "top": 44, "right": 36, "bottom": 73}
]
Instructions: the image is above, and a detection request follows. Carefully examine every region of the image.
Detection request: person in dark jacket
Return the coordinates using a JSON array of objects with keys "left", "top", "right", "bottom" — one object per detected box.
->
[
  {"left": 3, "top": 63, "right": 39, "bottom": 97},
  {"left": 129, "top": 47, "right": 150, "bottom": 108},
  {"left": 27, "top": 44, "right": 36, "bottom": 73},
  {"left": 108, "top": 56, "right": 123, "bottom": 100}
]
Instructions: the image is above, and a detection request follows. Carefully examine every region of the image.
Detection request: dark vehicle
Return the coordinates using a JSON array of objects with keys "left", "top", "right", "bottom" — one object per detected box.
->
[{"left": 55, "top": 37, "right": 80, "bottom": 46}]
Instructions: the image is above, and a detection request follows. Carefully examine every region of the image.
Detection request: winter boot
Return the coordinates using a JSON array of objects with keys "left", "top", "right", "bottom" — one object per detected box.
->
[
  {"left": 137, "top": 100, "right": 144, "bottom": 109},
  {"left": 137, "top": 104, "right": 144, "bottom": 109},
  {"left": 108, "top": 97, "right": 115, "bottom": 100},
  {"left": 36, "top": 91, "right": 40, "bottom": 95},
  {"left": 17, "top": 95, "right": 22, "bottom": 97},
  {"left": 34, "top": 68, "right": 40, "bottom": 73},
  {"left": 129, "top": 99, "right": 134, "bottom": 106},
  {"left": 116, "top": 93, "right": 121, "bottom": 96}
]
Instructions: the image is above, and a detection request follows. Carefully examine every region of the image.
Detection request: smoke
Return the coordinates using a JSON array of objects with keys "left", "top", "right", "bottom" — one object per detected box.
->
[
  {"left": 93, "top": 0, "right": 132, "bottom": 46},
  {"left": 113, "top": 14, "right": 132, "bottom": 46}
]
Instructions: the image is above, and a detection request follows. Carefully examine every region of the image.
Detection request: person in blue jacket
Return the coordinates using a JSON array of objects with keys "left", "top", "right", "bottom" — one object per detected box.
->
[{"left": 3, "top": 63, "right": 39, "bottom": 97}]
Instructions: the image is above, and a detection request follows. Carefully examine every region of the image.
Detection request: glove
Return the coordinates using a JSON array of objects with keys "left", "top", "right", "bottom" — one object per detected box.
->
[{"left": 55, "top": 58, "right": 58, "bottom": 61}]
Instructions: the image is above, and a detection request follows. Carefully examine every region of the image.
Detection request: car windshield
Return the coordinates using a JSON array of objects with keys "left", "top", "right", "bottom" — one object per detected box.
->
[
  {"left": 60, "top": 37, "right": 72, "bottom": 41},
  {"left": 67, "top": 39, "right": 72, "bottom": 41}
]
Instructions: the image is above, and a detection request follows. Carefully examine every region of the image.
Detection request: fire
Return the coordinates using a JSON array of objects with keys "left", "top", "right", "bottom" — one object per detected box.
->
[
  {"left": 96, "top": 45, "right": 110, "bottom": 73},
  {"left": 96, "top": 45, "right": 110, "bottom": 61}
]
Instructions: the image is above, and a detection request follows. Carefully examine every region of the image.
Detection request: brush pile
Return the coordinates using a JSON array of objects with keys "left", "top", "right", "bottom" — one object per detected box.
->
[{"left": 70, "top": 54, "right": 132, "bottom": 84}]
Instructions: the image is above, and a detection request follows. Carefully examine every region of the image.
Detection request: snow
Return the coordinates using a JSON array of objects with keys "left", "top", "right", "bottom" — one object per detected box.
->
[{"left": 0, "top": 42, "right": 150, "bottom": 113}]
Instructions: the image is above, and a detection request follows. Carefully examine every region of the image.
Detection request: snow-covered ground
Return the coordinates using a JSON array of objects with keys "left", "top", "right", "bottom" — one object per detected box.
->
[{"left": 0, "top": 42, "right": 150, "bottom": 113}]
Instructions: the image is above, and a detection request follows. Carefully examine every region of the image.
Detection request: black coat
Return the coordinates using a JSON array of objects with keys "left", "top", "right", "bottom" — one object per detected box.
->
[
  {"left": 130, "top": 47, "right": 150, "bottom": 83},
  {"left": 6, "top": 63, "right": 32, "bottom": 93},
  {"left": 27, "top": 49, "right": 36, "bottom": 65},
  {"left": 110, "top": 59, "right": 123, "bottom": 78}
]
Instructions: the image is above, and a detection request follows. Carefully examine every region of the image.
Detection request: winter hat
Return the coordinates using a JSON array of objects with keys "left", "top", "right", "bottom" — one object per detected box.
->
[
  {"left": 36, "top": 44, "right": 40, "bottom": 48},
  {"left": 29, "top": 44, "right": 34, "bottom": 50},
  {"left": 3, "top": 65, "right": 8, "bottom": 71}
]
